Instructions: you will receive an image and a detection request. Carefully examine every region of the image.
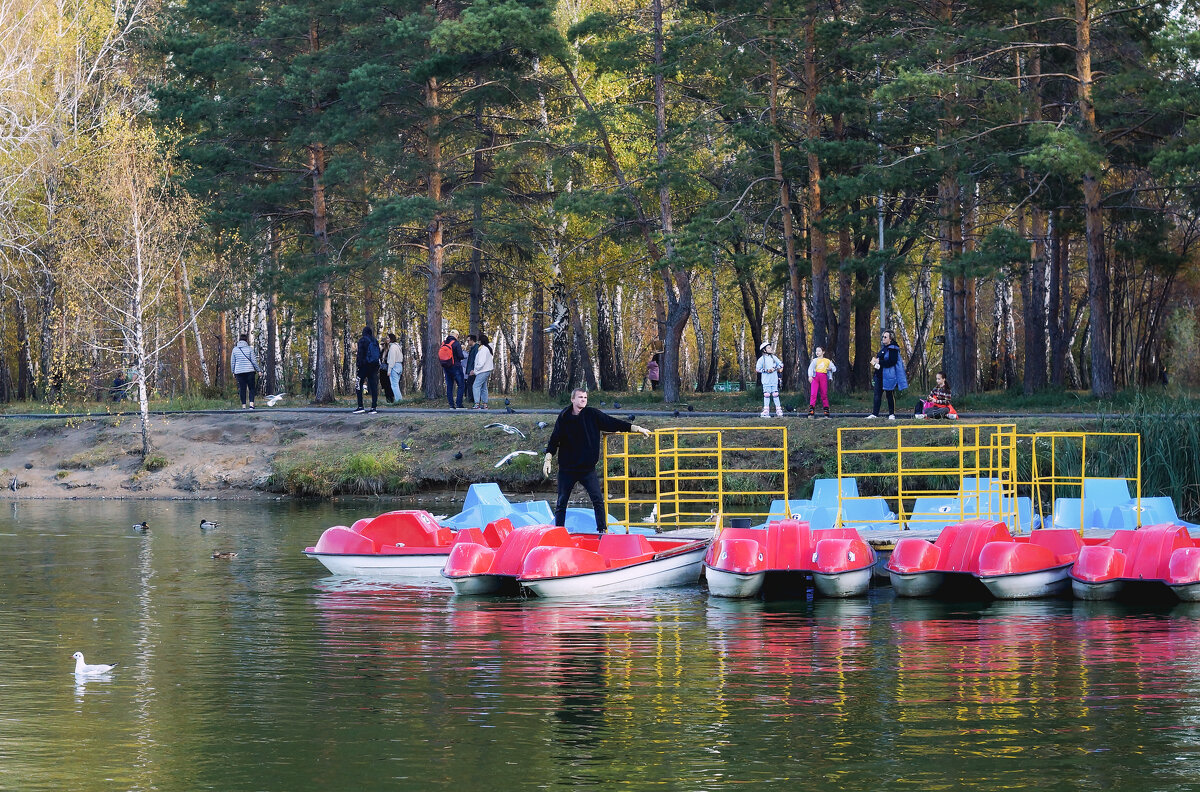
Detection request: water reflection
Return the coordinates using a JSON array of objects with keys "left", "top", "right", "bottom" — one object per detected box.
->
[{"left": 9, "top": 500, "right": 1200, "bottom": 791}]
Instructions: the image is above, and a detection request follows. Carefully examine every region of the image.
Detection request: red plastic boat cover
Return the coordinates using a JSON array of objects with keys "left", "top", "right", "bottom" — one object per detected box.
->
[
  {"left": 813, "top": 537, "right": 875, "bottom": 573},
  {"left": 314, "top": 526, "right": 375, "bottom": 555},
  {"left": 359, "top": 510, "right": 453, "bottom": 550},
  {"left": 484, "top": 518, "right": 515, "bottom": 548},
  {"left": 1168, "top": 546, "right": 1200, "bottom": 585},
  {"left": 706, "top": 537, "right": 766, "bottom": 573},
  {"left": 930, "top": 520, "right": 1011, "bottom": 573},
  {"left": 888, "top": 537, "right": 941, "bottom": 573},
  {"left": 443, "top": 541, "right": 497, "bottom": 577},
  {"left": 1073, "top": 544, "right": 1128, "bottom": 582},
  {"left": 977, "top": 541, "right": 1058, "bottom": 577},
  {"left": 1029, "top": 529, "right": 1086, "bottom": 563},
  {"left": 521, "top": 546, "right": 607, "bottom": 578},
  {"left": 490, "top": 525, "right": 574, "bottom": 576}
]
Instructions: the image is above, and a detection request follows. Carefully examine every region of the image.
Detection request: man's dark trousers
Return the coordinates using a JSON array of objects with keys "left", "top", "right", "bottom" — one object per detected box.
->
[
  {"left": 554, "top": 469, "right": 608, "bottom": 533},
  {"left": 443, "top": 365, "right": 465, "bottom": 408}
]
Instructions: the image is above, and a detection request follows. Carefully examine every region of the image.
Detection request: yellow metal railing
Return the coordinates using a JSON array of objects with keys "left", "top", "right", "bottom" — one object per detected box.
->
[
  {"left": 835, "top": 424, "right": 1023, "bottom": 532},
  {"left": 1024, "top": 431, "right": 1143, "bottom": 529},
  {"left": 603, "top": 427, "right": 789, "bottom": 531}
]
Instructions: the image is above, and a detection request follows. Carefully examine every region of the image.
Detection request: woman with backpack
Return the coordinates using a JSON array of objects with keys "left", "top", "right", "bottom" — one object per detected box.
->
[
  {"left": 354, "top": 326, "right": 381, "bottom": 414},
  {"left": 230, "top": 333, "right": 260, "bottom": 410}
]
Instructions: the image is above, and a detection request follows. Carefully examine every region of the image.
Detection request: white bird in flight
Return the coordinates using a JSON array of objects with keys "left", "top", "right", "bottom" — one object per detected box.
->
[
  {"left": 266, "top": 393, "right": 286, "bottom": 407},
  {"left": 494, "top": 450, "right": 539, "bottom": 468},
  {"left": 483, "top": 422, "right": 527, "bottom": 439},
  {"left": 72, "top": 651, "right": 117, "bottom": 676}
]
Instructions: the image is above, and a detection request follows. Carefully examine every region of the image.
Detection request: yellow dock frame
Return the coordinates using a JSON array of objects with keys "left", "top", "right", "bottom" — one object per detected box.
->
[
  {"left": 835, "top": 424, "right": 1023, "bottom": 531},
  {"left": 1023, "top": 431, "right": 1143, "bottom": 529},
  {"left": 603, "top": 427, "right": 789, "bottom": 531}
]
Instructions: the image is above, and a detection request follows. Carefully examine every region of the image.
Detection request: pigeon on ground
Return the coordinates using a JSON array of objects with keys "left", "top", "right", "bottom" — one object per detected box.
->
[
  {"left": 504, "top": 398, "right": 511, "bottom": 406},
  {"left": 401, "top": 441, "right": 411, "bottom": 451},
  {"left": 72, "top": 652, "right": 117, "bottom": 676},
  {"left": 614, "top": 401, "right": 621, "bottom": 409},
  {"left": 454, "top": 452, "right": 463, "bottom": 460},
  {"left": 132, "top": 521, "right": 149, "bottom": 532},
  {"left": 265, "top": 393, "right": 286, "bottom": 407},
  {"left": 672, "top": 410, "right": 680, "bottom": 417},
  {"left": 687, "top": 405, "right": 694, "bottom": 412},
  {"left": 505, "top": 406, "right": 515, "bottom": 414},
  {"left": 484, "top": 422, "right": 527, "bottom": 439},
  {"left": 494, "top": 450, "right": 539, "bottom": 468},
  {"left": 212, "top": 550, "right": 238, "bottom": 560},
  {"left": 536, "top": 421, "right": 548, "bottom": 429},
  {"left": 200, "top": 519, "right": 220, "bottom": 530},
  {"left": 627, "top": 414, "right": 636, "bottom": 421}
]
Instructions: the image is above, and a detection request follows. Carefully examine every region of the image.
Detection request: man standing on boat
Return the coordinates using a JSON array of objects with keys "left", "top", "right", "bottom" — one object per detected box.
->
[{"left": 544, "top": 389, "right": 652, "bottom": 534}]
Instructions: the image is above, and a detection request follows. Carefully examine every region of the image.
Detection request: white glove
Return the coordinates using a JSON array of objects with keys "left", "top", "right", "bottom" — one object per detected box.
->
[
  {"left": 543, "top": 453, "right": 553, "bottom": 478},
  {"left": 631, "top": 424, "right": 652, "bottom": 437}
]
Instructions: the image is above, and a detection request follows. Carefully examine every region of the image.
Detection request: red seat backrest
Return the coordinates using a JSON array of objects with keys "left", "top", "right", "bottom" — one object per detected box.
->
[
  {"left": 1030, "top": 529, "right": 1085, "bottom": 563},
  {"left": 314, "top": 526, "right": 375, "bottom": 554},
  {"left": 484, "top": 518, "right": 515, "bottom": 548},
  {"left": 491, "top": 525, "right": 573, "bottom": 576},
  {"left": 597, "top": 533, "right": 655, "bottom": 563},
  {"left": 1127, "top": 523, "right": 1192, "bottom": 580},
  {"left": 765, "top": 519, "right": 813, "bottom": 570},
  {"left": 934, "top": 519, "right": 1011, "bottom": 573},
  {"left": 359, "top": 510, "right": 452, "bottom": 549}
]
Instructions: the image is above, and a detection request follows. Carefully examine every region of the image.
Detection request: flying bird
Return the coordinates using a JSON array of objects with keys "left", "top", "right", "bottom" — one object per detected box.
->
[
  {"left": 483, "top": 422, "right": 527, "bottom": 439},
  {"left": 265, "top": 393, "right": 286, "bottom": 407},
  {"left": 199, "top": 519, "right": 220, "bottom": 530},
  {"left": 543, "top": 317, "right": 566, "bottom": 334},
  {"left": 212, "top": 550, "right": 238, "bottom": 560},
  {"left": 72, "top": 652, "right": 117, "bottom": 676},
  {"left": 494, "top": 450, "right": 539, "bottom": 468}
]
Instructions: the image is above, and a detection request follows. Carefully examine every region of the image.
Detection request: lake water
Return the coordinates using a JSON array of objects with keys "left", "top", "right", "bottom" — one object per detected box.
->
[{"left": 4, "top": 498, "right": 1200, "bottom": 791}]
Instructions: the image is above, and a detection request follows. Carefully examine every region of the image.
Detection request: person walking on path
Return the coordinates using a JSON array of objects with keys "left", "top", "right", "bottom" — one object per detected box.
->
[
  {"left": 471, "top": 333, "right": 494, "bottom": 409},
  {"left": 646, "top": 354, "right": 660, "bottom": 391},
  {"left": 385, "top": 332, "right": 404, "bottom": 403},
  {"left": 543, "top": 388, "right": 652, "bottom": 533},
  {"left": 914, "top": 371, "right": 956, "bottom": 419},
  {"left": 231, "top": 333, "right": 260, "bottom": 410},
  {"left": 353, "top": 326, "right": 381, "bottom": 414},
  {"left": 807, "top": 346, "right": 836, "bottom": 418},
  {"left": 438, "top": 330, "right": 466, "bottom": 408},
  {"left": 867, "top": 330, "right": 906, "bottom": 420},
  {"left": 755, "top": 342, "right": 784, "bottom": 418},
  {"left": 464, "top": 335, "right": 479, "bottom": 405},
  {"left": 379, "top": 335, "right": 395, "bottom": 403}
]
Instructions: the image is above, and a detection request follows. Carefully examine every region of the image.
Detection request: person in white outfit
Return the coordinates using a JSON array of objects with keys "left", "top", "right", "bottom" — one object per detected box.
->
[
  {"left": 385, "top": 332, "right": 403, "bottom": 402},
  {"left": 230, "top": 334, "right": 260, "bottom": 409},
  {"left": 472, "top": 333, "right": 495, "bottom": 409},
  {"left": 755, "top": 341, "right": 784, "bottom": 418}
]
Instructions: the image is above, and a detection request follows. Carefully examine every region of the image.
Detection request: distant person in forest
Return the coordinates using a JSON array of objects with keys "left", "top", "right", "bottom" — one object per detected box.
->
[
  {"left": 807, "top": 346, "right": 836, "bottom": 418},
  {"left": 914, "top": 371, "right": 956, "bottom": 419},
  {"left": 464, "top": 334, "right": 479, "bottom": 405},
  {"left": 543, "top": 388, "right": 652, "bottom": 533},
  {"left": 471, "top": 333, "right": 494, "bottom": 409},
  {"left": 379, "top": 335, "right": 395, "bottom": 403},
  {"left": 647, "top": 354, "right": 660, "bottom": 391},
  {"left": 755, "top": 341, "right": 784, "bottom": 418},
  {"left": 353, "top": 326, "right": 380, "bottom": 415},
  {"left": 438, "top": 330, "right": 466, "bottom": 408},
  {"left": 385, "top": 332, "right": 403, "bottom": 403},
  {"left": 231, "top": 333, "right": 260, "bottom": 410},
  {"left": 867, "top": 330, "right": 906, "bottom": 420},
  {"left": 110, "top": 372, "right": 126, "bottom": 402}
]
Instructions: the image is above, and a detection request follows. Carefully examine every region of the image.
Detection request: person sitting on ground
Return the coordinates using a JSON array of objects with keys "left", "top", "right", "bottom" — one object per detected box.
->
[{"left": 914, "top": 371, "right": 956, "bottom": 419}]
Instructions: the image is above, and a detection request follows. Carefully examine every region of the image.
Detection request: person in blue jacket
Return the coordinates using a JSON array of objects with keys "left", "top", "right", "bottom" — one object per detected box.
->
[{"left": 867, "top": 329, "right": 906, "bottom": 420}]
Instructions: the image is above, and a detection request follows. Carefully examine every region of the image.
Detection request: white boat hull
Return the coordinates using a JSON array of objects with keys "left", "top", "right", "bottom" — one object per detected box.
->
[
  {"left": 306, "top": 551, "right": 449, "bottom": 577},
  {"left": 889, "top": 569, "right": 945, "bottom": 598},
  {"left": 813, "top": 567, "right": 873, "bottom": 598},
  {"left": 978, "top": 565, "right": 1071, "bottom": 599},
  {"left": 704, "top": 565, "right": 765, "bottom": 598},
  {"left": 522, "top": 546, "right": 706, "bottom": 598},
  {"left": 1070, "top": 576, "right": 1124, "bottom": 601}
]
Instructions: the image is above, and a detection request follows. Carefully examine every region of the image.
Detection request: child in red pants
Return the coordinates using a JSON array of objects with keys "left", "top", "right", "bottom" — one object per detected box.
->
[{"left": 806, "top": 346, "right": 836, "bottom": 417}]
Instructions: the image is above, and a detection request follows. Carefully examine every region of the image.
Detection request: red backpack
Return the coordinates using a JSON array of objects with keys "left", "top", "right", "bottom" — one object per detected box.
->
[{"left": 437, "top": 341, "right": 455, "bottom": 364}]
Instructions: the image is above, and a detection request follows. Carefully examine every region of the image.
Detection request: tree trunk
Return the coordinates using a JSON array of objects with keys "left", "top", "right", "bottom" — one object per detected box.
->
[
  {"left": 422, "top": 76, "right": 446, "bottom": 399},
  {"left": 180, "top": 257, "right": 210, "bottom": 387},
  {"left": 1075, "top": 0, "right": 1114, "bottom": 396},
  {"left": 595, "top": 285, "right": 622, "bottom": 390},
  {"left": 531, "top": 284, "right": 545, "bottom": 391},
  {"left": 16, "top": 298, "right": 32, "bottom": 399},
  {"left": 174, "top": 262, "right": 190, "bottom": 393},
  {"left": 1049, "top": 212, "right": 1070, "bottom": 386},
  {"left": 469, "top": 83, "right": 486, "bottom": 337},
  {"left": 804, "top": 11, "right": 830, "bottom": 350},
  {"left": 853, "top": 270, "right": 872, "bottom": 389},
  {"left": 706, "top": 270, "right": 721, "bottom": 391}
]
